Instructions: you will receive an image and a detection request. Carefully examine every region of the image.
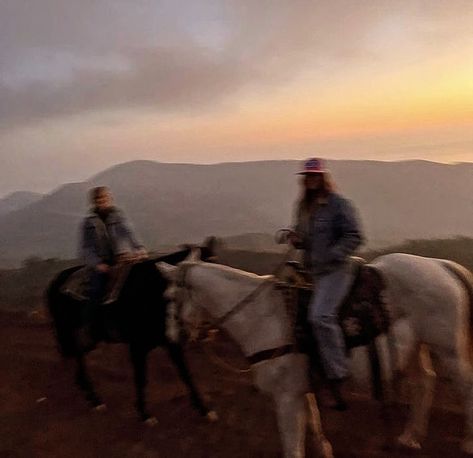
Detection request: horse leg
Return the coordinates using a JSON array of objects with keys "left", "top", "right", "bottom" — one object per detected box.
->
[
  {"left": 165, "top": 342, "right": 215, "bottom": 419},
  {"left": 273, "top": 390, "right": 306, "bottom": 458},
  {"left": 272, "top": 390, "right": 333, "bottom": 458},
  {"left": 254, "top": 354, "right": 332, "bottom": 458},
  {"left": 430, "top": 343, "right": 473, "bottom": 454},
  {"left": 129, "top": 345, "right": 153, "bottom": 422},
  {"left": 305, "top": 393, "right": 334, "bottom": 458},
  {"left": 398, "top": 343, "right": 436, "bottom": 450},
  {"left": 75, "top": 355, "right": 104, "bottom": 409}
]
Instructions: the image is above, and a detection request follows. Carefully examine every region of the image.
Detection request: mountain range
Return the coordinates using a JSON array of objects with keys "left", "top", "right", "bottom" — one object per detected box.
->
[
  {"left": 0, "top": 191, "right": 43, "bottom": 216},
  {"left": 0, "top": 159, "right": 472, "bottom": 267}
]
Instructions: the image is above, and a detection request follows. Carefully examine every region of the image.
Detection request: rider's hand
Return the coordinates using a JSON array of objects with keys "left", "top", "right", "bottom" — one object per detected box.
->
[{"left": 96, "top": 263, "right": 110, "bottom": 273}]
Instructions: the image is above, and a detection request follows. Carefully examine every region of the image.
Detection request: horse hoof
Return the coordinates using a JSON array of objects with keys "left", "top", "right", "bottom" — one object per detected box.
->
[
  {"left": 144, "top": 417, "right": 158, "bottom": 427},
  {"left": 206, "top": 410, "right": 218, "bottom": 422},
  {"left": 321, "top": 439, "right": 334, "bottom": 458},
  {"left": 397, "top": 433, "right": 421, "bottom": 450},
  {"left": 94, "top": 404, "right": 107, "bottom": 413}
]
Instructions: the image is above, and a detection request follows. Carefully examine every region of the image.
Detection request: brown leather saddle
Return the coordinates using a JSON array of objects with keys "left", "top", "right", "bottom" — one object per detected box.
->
[
  {"left": 60, "top": 262, "right": 134, "bottom": 304},
  {"left": 283, "top": 257, "right": 390, "bottom": 350}
]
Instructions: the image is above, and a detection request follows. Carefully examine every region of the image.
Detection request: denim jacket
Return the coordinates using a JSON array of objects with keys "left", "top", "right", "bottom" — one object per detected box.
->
[
  {"left": 80, "top": 207, "right": 144, "bottom": 267},
  {"left": 296, "top": 193, "right": 364, "bottom": 275}
]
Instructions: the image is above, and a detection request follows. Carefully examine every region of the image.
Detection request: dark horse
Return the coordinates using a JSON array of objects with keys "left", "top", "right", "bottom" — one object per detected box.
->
[{"left": 47, "top": 247, "right": 215, "bottom": 422}]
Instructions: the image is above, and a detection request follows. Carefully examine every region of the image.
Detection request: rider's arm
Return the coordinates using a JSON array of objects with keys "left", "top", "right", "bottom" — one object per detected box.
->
[
  {"left": 115, "top": 210, "right": 146, "bottom": 253},
  {"left": 329, "top": 198, "right": 364, "bottom": 262},
  {"left": 290, "top": 205, "right": 307, "bottom": 249}
]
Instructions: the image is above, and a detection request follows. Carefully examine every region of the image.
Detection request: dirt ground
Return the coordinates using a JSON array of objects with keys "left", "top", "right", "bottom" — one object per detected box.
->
[{"left": 0, "top": 310, "right": 469, "bottom": 458}]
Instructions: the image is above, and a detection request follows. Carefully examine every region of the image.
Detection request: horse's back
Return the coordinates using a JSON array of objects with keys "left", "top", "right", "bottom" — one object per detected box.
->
[
  {"left": 370, "top": 253, "right": 464, "bottom": 290},
  {"left": 370, "top": 253, "right": 472, "bottom": 344}
]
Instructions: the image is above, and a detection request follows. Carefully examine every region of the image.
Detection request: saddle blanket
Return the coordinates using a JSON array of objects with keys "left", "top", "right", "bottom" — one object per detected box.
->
[
  {"left": 280, "top": 258, "right": 390, "bottom": 349},
  {"left": 60, "top": 263, "right": 133, "bottom": 304}
]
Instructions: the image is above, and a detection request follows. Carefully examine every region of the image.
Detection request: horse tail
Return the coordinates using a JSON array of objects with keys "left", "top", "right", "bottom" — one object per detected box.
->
[
  {"left": 46, "top": 266, "right": 82, "bottom": 358},
  {"left": 440, "top": 260, "right": 473, "bottom": 352}
]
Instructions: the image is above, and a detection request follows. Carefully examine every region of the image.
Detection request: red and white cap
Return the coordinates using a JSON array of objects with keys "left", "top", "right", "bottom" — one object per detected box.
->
[{"left": 296, "top": 157, "right": 327, "bottom": 174}]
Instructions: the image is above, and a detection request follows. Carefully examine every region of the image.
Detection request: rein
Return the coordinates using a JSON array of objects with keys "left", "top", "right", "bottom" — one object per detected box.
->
[
  {"left": 174, "top": 249, "right": 296, "bottom": 369},
  {"left": 178, "top": 249, "right": 294, "bottom": 332}
]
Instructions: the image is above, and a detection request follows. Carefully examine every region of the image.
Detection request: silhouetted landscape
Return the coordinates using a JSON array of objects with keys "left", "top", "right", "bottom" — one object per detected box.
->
[
  {"left": 2, "top": 236, "right": 473, "bottom": 314},
  {"left": 0, "top": 159, "right": 472, "bottom": 267},
  {"left": 1, "top": 236, "right": 472, "bottom": 457}
]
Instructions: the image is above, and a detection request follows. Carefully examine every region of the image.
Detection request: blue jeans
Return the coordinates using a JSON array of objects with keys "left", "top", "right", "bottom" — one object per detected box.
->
[
  {"left": 80, "top": 270, "right": 108, "bottom": 330},
  {"left": 307, "top": 262, "right": 354, "bottom": 380},
  {"left": 88, "top": 270, "right": 108, "bottom": 304}
]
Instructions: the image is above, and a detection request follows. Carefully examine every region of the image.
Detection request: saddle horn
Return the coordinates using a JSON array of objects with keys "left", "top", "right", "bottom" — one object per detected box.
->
[{"left": 185, "top": 247, "right": 201, "bottom": 263}]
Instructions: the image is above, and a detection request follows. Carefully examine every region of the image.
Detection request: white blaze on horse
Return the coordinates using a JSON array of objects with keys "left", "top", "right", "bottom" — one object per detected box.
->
[{"left": 158, "top": 250, "right": 334, "bottom": 458}]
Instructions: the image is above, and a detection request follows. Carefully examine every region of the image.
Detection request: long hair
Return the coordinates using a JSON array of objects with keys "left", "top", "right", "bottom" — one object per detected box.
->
[
  {"left": 297, "top": 173, "right": 335, "bottom": 214},
  {"left": 89, "top": 186, "right": 110, "bottom": 205}
]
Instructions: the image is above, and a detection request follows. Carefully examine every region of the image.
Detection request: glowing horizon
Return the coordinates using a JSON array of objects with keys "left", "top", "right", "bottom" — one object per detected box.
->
[{"left": 1, "top": 0, "right": 472, "bottom": 195}]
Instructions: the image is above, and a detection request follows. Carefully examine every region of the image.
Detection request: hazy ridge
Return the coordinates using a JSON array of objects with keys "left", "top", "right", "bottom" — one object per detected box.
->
[{"left": 0, "top": 159, "right": 471, "bottom": 266}]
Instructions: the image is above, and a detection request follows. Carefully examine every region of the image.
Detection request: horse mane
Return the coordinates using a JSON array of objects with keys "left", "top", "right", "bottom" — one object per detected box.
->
[{"left": 191, "top": 261, "right": 274, "bottom": 284}]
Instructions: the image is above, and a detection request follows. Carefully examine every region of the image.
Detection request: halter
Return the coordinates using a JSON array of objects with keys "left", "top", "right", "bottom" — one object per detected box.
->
[
  {"left": 175, "top": 262, "right": 275, "bottom": 332},
  {"left": 173, "top": 261, "right": 296, "bottom": 365}
]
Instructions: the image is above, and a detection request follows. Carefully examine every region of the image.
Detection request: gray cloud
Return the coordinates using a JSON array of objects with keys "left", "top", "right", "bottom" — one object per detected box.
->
[{"left": 1, "top": 0, "right": 472, "bottom": 129}]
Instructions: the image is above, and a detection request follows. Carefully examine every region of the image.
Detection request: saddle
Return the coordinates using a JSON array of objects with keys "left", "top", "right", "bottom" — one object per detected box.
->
[
  {"left": 60, "top": 262, "right": 134, "bottom": 304},
  {"left": 339, "top": 258, "right": 390, "bottom": 348},
  {"left": 282, "top": 257, "right": 390, "bottom": 350}
]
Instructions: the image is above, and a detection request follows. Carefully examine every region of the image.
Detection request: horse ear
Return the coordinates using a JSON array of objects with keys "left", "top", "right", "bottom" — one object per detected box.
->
[
  {"left": 201, "top": 235, "right": 223, "bottom": 262},
  {"left": 156, "top": 262, "right": 178, "bottom": 281},
  {"left": 185, "top": 247, "right": 201, "bottom": 263}
]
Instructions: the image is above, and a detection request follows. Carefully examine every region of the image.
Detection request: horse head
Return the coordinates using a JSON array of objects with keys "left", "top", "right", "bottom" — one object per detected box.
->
[{"left": 157, "top": 248, "right": 208, "bottom": 342}]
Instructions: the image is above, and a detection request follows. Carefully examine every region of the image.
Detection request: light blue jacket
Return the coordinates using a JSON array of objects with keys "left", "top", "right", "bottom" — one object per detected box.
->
[{"left": 80, "top": 207, "right": 144, "bottom": 267}]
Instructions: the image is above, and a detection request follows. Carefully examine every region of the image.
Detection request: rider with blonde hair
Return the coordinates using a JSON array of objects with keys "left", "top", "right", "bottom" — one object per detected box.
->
[{"left": 79, "top": 186, "right": 146, "bottom": 337}]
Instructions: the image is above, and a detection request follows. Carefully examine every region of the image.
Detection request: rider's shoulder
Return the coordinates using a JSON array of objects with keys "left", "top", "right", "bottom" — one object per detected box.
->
[
  {"left": 330, "top": 193, "right": 355, "bottom": 209},
  {"left": 108, "top": 207, "right": 125, "bottom": 222},
  {"left": 83, "top": 214, "right": 98, "bottom": 225}
]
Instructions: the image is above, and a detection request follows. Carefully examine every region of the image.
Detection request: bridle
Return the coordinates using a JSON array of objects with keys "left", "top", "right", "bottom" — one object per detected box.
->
[
  {"left": 174, "top": 262, "right": 276, "bottom": 335},
  {"left": 172, "top": 258, "right": 297, "bottom": 366}
]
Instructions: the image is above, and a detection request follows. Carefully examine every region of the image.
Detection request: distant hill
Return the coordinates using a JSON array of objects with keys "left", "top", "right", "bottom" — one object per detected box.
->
[
  {"left": 3, "top": 237, "right": 473, "bottom": 312},
  {"left": 0, "top": 191, "right": 43, "bottom": 216},
  {"left": 0, "top": 159, "right": 472, "bottom": 266}
]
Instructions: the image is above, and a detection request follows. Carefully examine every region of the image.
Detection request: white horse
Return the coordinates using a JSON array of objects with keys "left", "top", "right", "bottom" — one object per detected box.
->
[
  {"left": 157, "top": 252, "right": 334, "bottom": 458},
  {"left": 158, "top": 251, "right": 473, "bottom": 455}
]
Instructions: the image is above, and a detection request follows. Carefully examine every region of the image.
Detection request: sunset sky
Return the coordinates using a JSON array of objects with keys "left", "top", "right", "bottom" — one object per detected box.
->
[{"left": 1, "top": 0, "right": 473, "bottom": 195}]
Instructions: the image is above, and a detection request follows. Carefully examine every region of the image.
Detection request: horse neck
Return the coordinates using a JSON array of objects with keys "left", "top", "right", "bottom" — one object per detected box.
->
[
  {"left": 189, "top": 264, "right": 292, "bottom": 356},
  {"left": 189, "top": 263, "right": 258, "bottom": 304}
]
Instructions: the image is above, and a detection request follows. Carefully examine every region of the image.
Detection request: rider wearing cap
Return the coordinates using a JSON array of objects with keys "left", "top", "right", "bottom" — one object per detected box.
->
[{"left": 289, "top": 158, "right": 364, "bottom": 405}]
